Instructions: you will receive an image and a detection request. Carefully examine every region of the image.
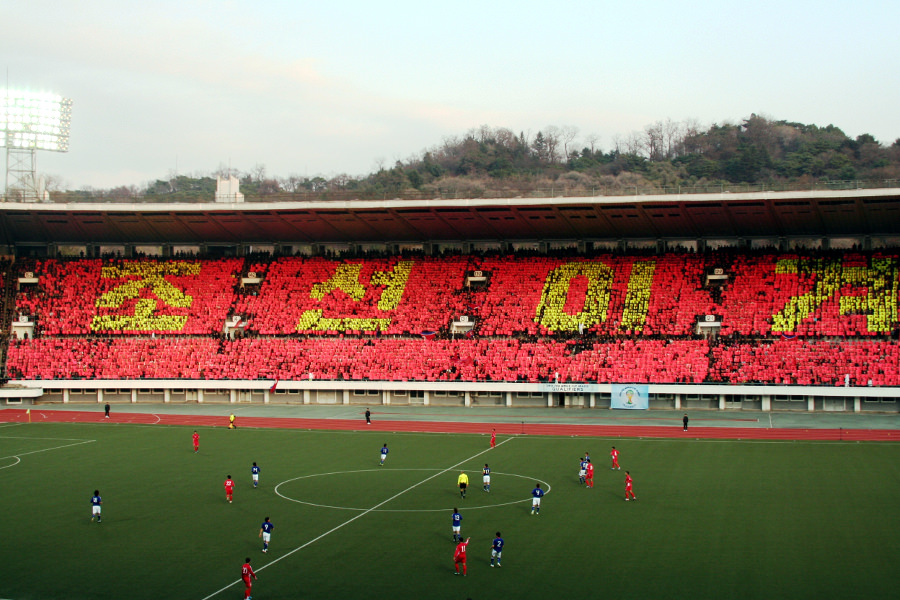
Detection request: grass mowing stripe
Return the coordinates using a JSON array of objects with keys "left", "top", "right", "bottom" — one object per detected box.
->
[
  {"left": 0, "top": 439, "right": 96, "bottom": 461},
  {"left": 199, "top": 436, "right": 514, "bottom": 600}
]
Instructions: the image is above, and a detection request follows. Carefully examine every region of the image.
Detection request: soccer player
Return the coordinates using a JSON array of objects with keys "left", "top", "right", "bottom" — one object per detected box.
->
[
  {"left": 380, "top": 443, "right": 389, "bottom": 466},
  {"left": 192, "top": 430, "right": 199, "bottom": 453},
  {"left": 251, "top": 462, "right": 260, "bottom": 488},
  {"left": 610, "top": 446, "right": 621, "bottom": 470},
  {"left": 453, "top": 536, "right": 471, "bottom": 575},
  {"left": 225, "top": 475, "right": 235, "bottom": 503},
  {"left": 585, "top": 459, "right": 594, "bottom": 488},
  {"left": 458, "top": 471, "right": 469, "bottom": 499},
  {"left": 578, "top": 457, "right": 587, "bottom": 484},
  {"left": 490, "top": 532, "right": 504, "bottom": 567},
  {"left": 482, "top": 463, "right": 491, "bottom": 492},
  {"left": 451, "top": 508, "right": 462, "bottom": 542},
  {"left": 259, "top": 517, "right": 274, "bottom": 553},
  {"left": 531, "top": 482, "right": 544, "bottom": 515},
  {"left": 490, "top": 429, "right": 496, "bottom": 448},
  {"left": 90, "top": 490, "right": 102, "bottom": 523},
  {"left": 241, "top": 557, "right": 257, "bottom": 599},
  {"left": 625, "top": 471, "right": 637, "bottom": 501}
]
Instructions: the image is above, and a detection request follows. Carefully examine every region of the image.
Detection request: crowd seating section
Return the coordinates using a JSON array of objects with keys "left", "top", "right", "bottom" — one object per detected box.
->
[{"left": 4, "top": 251, "right": 899, "bottom": 385}]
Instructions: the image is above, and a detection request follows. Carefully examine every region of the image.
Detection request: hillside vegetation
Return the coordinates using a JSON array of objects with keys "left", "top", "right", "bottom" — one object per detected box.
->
[{"left": 56, "top": 115, "right": 900, "bottom": 202}]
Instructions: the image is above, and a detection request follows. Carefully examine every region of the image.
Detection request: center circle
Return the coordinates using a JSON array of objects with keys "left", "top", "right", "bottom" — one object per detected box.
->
[{"left": 274, "top": 468, "right": 551, "bottom": 512}]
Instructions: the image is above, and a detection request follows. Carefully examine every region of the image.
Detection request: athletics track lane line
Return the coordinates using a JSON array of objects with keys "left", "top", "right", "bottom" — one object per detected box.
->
[{"left": 198, "top": 436, "right": 514, "bottom": 600}]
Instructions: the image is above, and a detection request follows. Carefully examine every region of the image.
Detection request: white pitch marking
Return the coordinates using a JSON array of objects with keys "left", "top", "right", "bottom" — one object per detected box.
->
[
  {"left": 275, "top": 468, "right": 551, "bottom": 512},
  {"left": 0, "top": 439, "right": 96, "bottom": 462},
  {"left": 0, "top": 423, "right": 24, "bottom": 429},
  {"left": 199, "top": 437, "right": 514, "bottom": 600},
  {"left": 0, "top": 456, "right": 22, "bottom": 470}
]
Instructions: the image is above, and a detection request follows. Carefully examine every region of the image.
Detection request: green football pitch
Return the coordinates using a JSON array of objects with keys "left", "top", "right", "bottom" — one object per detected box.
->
[{"left": 1, "top": 421, "right": 899, "bottom": 600}]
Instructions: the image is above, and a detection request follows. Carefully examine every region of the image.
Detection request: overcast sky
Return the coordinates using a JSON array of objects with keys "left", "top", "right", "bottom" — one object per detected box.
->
[{"left": 4, "top": 0, "right": 899, "bottom": 190}]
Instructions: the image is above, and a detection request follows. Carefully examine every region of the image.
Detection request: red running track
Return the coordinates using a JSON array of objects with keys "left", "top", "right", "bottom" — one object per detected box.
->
[{"left": 2, "top": 409, "right": 898, "bottom": 442}]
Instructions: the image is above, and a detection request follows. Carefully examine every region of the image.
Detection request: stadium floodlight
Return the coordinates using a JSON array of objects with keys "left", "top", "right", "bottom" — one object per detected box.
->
[
  {"left": 2, "top": 89, "right": 72, "bottom": 201},
  {"left": 1, "top": 90, "right": 72, "bottom": 151}
]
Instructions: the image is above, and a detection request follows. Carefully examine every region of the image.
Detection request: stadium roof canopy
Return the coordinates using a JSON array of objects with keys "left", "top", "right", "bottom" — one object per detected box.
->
[{"left": 1, "top": 188, "right": 898, "bottom": 246}]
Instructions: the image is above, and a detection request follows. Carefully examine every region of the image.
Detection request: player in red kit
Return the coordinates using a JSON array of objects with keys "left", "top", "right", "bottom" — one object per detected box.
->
[
  {"left": 585, "top": 459, "right": 594, "bottom": 488},
  {"left": 192, "top": 430, "right": 199, "bottom": 453},
  {"left": 625, "top": 470, "right": 636, "bottom": 501},
  {"left": 453, "top": 536, "right": 471, "bottom": 575},
  {"left": 490, "top": 429, "right": 496, "bottom": 449},
  {"left": 225, "top": 475, "right": 235, "bottom": 503},
  {"left": 610, "top": 446, "right": 620, "bottom": 470},
  {"left": 241, "top": 557, "right": 257, "bottom": 599}
]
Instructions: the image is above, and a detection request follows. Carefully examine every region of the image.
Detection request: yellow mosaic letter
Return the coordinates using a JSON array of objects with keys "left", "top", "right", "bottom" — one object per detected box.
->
[
  {"left": 534, "top": 261, "right": 614, "bottom": 331},
  {"left": 91, "top": 262, "right": 201, "bottom": 331}
]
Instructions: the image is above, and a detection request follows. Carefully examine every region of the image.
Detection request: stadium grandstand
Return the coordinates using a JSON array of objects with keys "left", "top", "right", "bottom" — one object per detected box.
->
[{"left": 0, "top": 185, "right": 898, "bottom": 413}]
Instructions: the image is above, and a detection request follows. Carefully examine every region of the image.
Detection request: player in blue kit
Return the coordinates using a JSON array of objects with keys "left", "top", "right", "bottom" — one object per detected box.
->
[
  {"left": 90, "top": 490, "right": 102, "bottom": 522},
  {"left": 251, "top": 462, "right": 261, "bottom": 488},
  {"left": 531, "top": 482, "right": 544, "bottom": 515},
  {"left": 490, "top": 532, "right": 504, "bottom": 567},
  {"left": 451, "top": 508, "right": 462, "bottom": 542},
  {"left": 578, "top": 457, "right": 588, "bottom": 484},
  {"left": 380, "top": 443, "right": 389, "bottom": 466},
  {"left": 259, "top": 517, "right": 274, "bottom": 553},
  {"left": 482, "top": 464, "right": 491, "bottom": 492}
]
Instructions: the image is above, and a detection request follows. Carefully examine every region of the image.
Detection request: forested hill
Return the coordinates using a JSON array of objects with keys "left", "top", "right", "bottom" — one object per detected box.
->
[{"left": 62, "top": 115, "right": 900, "bottom": 202}]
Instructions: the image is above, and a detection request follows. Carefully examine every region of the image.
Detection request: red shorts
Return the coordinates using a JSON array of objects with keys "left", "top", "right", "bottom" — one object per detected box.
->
[{"left": 454, "top": 558, "right": 466, "bottom": 564}]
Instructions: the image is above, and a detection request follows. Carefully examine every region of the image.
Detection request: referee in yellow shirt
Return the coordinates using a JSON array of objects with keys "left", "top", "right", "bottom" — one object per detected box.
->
[{"left": 458, "top": 471, "right": 469, "bottom": 499}]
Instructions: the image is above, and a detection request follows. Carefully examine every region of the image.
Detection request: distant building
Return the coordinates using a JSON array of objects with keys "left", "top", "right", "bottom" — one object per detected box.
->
[{"left": 215, "top": 175, "right": 244, "bottom": 203}]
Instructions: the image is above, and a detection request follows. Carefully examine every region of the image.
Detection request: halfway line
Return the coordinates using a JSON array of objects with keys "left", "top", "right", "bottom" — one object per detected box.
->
[
  {"left": 0, "top": 439, "right": 96, "bottom": 462},
  {"left": 199, "top": 437, "right": 513, "bottom": 600}
]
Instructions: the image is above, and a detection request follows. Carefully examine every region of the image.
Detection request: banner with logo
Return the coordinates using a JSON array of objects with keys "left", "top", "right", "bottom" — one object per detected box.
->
[{"left": 610, "top": 384, "right": 649, "bottom": 410}]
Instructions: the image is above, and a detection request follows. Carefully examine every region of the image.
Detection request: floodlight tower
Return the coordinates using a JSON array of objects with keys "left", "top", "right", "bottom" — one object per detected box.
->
[{"left": 1, "top": 90, "right": 72, "bottom": 202}]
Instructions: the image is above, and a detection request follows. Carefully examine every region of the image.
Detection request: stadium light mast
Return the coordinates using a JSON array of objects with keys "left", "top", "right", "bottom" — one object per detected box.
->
[{"left": 1, "top": 89, "right": 72, "bottom": 202}]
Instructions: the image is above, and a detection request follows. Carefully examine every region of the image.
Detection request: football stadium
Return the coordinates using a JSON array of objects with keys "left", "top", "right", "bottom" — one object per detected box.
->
[
  {"left": 1, "top": 179, "right": 899, "bottom": 600},
  {"left": 2, "top": 83, "right": 900, "bottom": 600}
]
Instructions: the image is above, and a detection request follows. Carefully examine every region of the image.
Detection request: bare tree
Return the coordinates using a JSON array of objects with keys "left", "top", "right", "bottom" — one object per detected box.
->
[
  {"left": 663, "top": 119, "right": 684, "bottom": 159},
  {"left": 250, "top": 164, "right": 267, "bottom": 183},
  {"left": 544, "top": 126, "right": 561, "bottom": 163},
  {"left": 477, "top": 124, "right": 492, "bottom": 144},
  {"left": 495, "top": 127, "right": 517, "bottom": 151},
  {"left": 624, "top": 131, "right": 646, "bottom": 156},
  {"left": 560, "top": 125, "right": 580, "bottom": 160},
  {"left": 644, "top": 121, "right": 665, "bottom": 161},
  {"left": 611, "top": 133, "right": 623, "bottom": 155},
  {"left": 41, "top": 173, "right": 68, "bottom": 192},
  {"left": 213, "top": 163, "right": 240, "bottom": 179},
  {"left": 584, "top": 133, "right": 601, "bottom": 154},
  {"left": 280, "top": 174, "right": 303, "bottom": 193}
]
